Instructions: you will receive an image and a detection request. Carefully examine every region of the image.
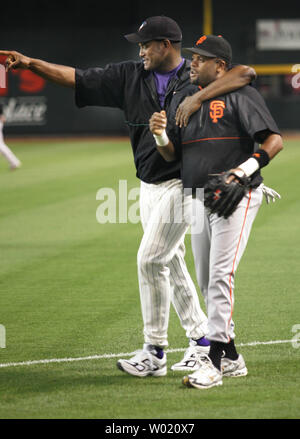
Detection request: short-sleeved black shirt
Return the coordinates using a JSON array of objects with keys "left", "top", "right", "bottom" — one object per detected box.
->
[
  {"left": 75, "top": 60, "right": 197, "bottom": 183},
  {"left": 168, "top": 85, "right": 281, "bottom": 190}
]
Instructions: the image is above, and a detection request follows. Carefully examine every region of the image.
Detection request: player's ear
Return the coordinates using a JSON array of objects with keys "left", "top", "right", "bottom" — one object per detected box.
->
[
  {"left": 162, "top": 39, "right": 171, "bottom": 49},
  {"left": 215, "top": 59, "right": 226, "bottom": 73}
]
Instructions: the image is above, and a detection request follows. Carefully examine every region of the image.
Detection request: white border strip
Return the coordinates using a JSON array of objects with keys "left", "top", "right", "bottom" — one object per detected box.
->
[{"left": 0, "top": 339, "right": 293, "bottom": 369}]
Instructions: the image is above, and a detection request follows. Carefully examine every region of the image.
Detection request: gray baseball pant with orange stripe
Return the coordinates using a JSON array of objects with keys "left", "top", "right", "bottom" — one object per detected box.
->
[
  {"left": 191, "top": 186, "right": 263, "bottom": 343},
  {"left": 138, "top": 178, "right": 208, "bottom": 348}
]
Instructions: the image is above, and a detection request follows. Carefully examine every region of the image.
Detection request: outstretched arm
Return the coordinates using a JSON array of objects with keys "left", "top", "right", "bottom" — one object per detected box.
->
[
  {"left": 176, "top": 65, "right": 256, "bottom": 127},
  {"left": 0, "top": 50, "right": 75, "bottom": 88}
]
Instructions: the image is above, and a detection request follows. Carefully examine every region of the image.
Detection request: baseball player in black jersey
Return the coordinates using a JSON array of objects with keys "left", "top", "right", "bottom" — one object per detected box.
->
[
  {"left": 0, "top": 20, "right": 257, "bottom": 378},
  {"left": 150, "top": 35, "right": 283, "bottom": 388}
]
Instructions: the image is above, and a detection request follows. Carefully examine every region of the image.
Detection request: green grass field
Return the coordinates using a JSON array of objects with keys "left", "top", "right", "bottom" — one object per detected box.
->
[{"left": 0, "top": 137, "right": 299, "bottom": 420}]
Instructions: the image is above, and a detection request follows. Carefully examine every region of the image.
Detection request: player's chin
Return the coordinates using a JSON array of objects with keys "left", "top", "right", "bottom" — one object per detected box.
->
[
  {"left": 190, "top": 74, "right": 199, "bottom": 85},
  {"left": 142, "top": 60, "right": 152, "bottom": 70}
]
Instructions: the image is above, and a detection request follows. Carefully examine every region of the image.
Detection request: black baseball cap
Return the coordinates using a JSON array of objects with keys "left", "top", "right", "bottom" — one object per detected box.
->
[
  {"left": 183, "top": 35, "right": 232, "bottom": 64},
  {"left": 124, "top": 16, "right": 182, "bottom": 43}
]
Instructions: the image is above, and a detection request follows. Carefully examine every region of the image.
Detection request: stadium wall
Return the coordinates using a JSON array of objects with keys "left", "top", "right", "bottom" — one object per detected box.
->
[{"left": 0, "top": 0, "right": 299, "bottom": 136}]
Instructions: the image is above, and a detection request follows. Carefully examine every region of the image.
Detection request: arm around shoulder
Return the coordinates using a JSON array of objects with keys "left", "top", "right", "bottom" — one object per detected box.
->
[
  {"left": 198, "top": 64, "right": 256, "bottom": 102},
  {"left": 175, "top": 63, "right": 256, "bottom": 128},
  {"left": 236, "top": 64, "right": 257, "bottom": 82}
]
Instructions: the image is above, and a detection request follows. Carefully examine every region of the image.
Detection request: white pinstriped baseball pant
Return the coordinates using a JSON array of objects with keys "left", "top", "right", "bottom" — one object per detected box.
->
[{"left": 138, "top": 178, "right": 208, "bottom": 348}]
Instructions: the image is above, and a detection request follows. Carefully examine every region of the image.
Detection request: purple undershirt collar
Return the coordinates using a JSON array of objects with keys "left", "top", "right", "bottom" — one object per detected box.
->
[{"left": 153, "top": 58, "right": 185, "bottom": 108}]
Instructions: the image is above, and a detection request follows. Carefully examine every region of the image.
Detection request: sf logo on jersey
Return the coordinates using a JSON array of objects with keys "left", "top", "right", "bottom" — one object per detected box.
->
[{"left": 209, "top": 100, "right": 226, "bottom": 123}]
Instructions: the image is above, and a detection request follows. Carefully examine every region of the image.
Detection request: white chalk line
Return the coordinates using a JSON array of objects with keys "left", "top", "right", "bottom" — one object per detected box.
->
[{"left": 0, "top": 339, "right": 294, "bottom": 369}]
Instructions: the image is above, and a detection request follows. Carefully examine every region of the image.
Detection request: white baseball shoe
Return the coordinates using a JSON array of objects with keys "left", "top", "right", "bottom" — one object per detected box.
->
[
  {"left": 171, "top": 339, "right": 210, "bottom": 371},
  {"left": 221, "top": 354, "right": 248, "bottom": 377},
  {"left": 10, "top": 161, "right": 22, "bottom": 171},
  {"left": 117, "top": 344, "right": 167, "bottom": 377},
  {"left": 182, "top": 355, "right": 223, "bottom": 389}
]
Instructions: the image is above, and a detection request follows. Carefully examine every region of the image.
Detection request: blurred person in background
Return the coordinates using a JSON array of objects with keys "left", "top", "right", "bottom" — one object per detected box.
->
[{"left": 0, "top": 104, "right": 21, "bottom": 170}]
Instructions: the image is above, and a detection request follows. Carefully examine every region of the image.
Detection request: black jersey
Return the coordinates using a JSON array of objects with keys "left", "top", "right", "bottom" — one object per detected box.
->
[
  {"left": 168, "top": 85, "right": 281, "bottom": 190},
  {"left": 75, "top": 60, "right": 197, "bottom": 184}
]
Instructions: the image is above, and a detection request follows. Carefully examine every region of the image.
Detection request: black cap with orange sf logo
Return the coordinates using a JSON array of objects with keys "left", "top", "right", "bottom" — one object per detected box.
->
[{"left": 183, "top": 35, "right": 232, "bottom": 65}]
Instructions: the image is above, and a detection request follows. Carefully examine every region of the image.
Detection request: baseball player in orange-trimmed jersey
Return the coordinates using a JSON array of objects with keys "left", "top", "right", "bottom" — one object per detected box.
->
[{"left": 150, "top": 35, "right": 283, "bottom": 388}]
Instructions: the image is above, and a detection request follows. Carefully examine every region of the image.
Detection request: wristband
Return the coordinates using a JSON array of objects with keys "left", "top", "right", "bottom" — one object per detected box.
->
[
  {"left": 252, "top": 149, "right": 270, "bottom": 168},
  {"left": 238, "top": 158, "right": 259, "bottom": 177},
  {"left": 238, "top": 149, "right": 270, "bottom": 177},
  {"left": 153, "top": 130, "right": 169, "bottom": 147}
]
